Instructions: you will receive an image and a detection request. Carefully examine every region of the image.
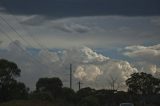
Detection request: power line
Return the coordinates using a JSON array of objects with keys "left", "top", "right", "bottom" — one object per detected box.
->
[
  {"left": 0, "top": 1, "right": 60, "bottom": 70},
  {"left": 0, "top": 0, "right": 48, "bottom": 50},
  {"left": 0, "top": 11, "right": 62, "bottom": 77},
  {"left": 0, "top": 1, "right": 77, "bottom": 88},
  {"left": 0, "top": 22, "right": 61, "bottom": 76},
  {"left": 0, "top": 27, "right": 38, "bottom": 65},
  {"left": 0, "top": 22, "right": 69, "bottom": 82},
  {"left": 0, "top": 26, "right": 69, "bottom": 83},
  {"left": 0, "top": 15, "right": 31, "bottom": 47}
]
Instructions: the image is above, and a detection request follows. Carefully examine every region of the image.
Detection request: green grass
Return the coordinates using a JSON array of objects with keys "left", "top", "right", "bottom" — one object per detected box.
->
[{"left": 0, "top": 100, "right": 55, "bottom": 106}]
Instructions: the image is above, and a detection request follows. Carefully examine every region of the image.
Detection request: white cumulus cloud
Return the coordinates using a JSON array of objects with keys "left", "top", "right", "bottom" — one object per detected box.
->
[
  {"left": 124, "top": 44, "right": 160, "bottom": 63},
  {"left": 61, "top": 46, "right": 109, "bottom": 64},
  {"left": 123, "top": 44, "right": 160, "bottom": 79},
  {"left": 74, "top": 65, "right": 103, "bottom": 81}
]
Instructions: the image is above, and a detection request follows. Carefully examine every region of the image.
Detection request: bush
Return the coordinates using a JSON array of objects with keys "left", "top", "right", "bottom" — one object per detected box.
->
[
  {"left": 62, "top": 87, "right": 76, "bottom": 103},
  {"left": 78, "top": 96, "right": 100, "bottom": 106},
  {"left": 29, "top": 91, "right": 54, "bottom": 101}
]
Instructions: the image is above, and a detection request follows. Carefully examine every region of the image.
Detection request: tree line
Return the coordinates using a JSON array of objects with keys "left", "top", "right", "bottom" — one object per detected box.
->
[{"left": 0, "top": 59, "right": 160, "bottom": 106}]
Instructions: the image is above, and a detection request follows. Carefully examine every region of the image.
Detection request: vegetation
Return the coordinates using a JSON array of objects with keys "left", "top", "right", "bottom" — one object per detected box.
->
[
  {"left": 126, "top": 72, "right": 160, "bottom": 95},
  {"left": 0, "top": 59, "right": 160, "bottom": 106},
  {"left": 36, "top": 77, "right": 63, "bottom": 100},
  {"left": 0, "top": 59, "right": 29, "bottom": 102},
  {"left": 0, "top": 100, "right": 55, "bottom": 106}
]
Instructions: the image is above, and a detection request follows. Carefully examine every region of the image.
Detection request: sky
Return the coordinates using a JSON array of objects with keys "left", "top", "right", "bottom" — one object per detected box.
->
[{"left": 0, "top": 0, "right": 160, "bottom": 90}]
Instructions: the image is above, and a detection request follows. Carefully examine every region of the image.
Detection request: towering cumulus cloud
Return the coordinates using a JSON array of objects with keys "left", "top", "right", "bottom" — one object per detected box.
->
[
  {"left": 61, "top": 47, "right": 137, "bottom": 90},
  {"left": 61, "top": 46, "right": 109, "bottom": 64},
  {"left": 73, "top": 60, "right": 138, "bottom": 90},
  {"left": 0, "top": 40, "right": 138, "bottom": 90},
  {"left": 74, "top": 65, "right": 103, "bottom": 81}
]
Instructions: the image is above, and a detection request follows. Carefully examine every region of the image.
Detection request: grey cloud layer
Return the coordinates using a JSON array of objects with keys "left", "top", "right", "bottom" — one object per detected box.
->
[
  {"left": 1, "top": 14, "right": 160, "bottom": 49},
  {"left": 0, "top": 0, "right": 160, "bottom": 18}
]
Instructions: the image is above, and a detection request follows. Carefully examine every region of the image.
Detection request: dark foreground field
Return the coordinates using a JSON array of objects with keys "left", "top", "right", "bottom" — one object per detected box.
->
[
  {"left": 0, "top": 100, "right": 159, "bottom": 106},
  {"left": 0, "top": 100, "right": 55, "bottom": 106}
]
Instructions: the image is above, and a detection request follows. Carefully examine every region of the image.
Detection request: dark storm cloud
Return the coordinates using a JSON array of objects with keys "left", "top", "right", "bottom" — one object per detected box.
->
[{"left": 0, "top": 0, "right": 160, "bottom": 18}]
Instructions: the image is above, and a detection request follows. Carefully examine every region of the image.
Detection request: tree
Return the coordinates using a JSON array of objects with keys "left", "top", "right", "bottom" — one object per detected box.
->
[
  {"left": 62, "top": 87, "right": 76, "bottom": 102},
  {"left": 2, "top": 80, "right": 29, "bottom": 100},
  {"left": 0, "top": 59, "right": 28, "bottom": 101},
  {"left": 0, "top": 59, "right": 21, "bottom": 81},
  {"left": 126, "top": 72, "right": 160, "bottom": 95},
  {"left": 36, "top": 77, "right": 63, "bottom": 99},
  {"left": 95, "top": 89, "right": 116, "bottom": 106},
  {"left": 76, "top": 87, "right": 95, "bottom": 99},
  {"left": 78, "top": 95, "right": 100, "bottom": 106},
  {"left": 30, "top": 91, "right": 53, "bottom": 101},
  {"left": 107, "top": 75, "right": 122, "bottom": 91}
]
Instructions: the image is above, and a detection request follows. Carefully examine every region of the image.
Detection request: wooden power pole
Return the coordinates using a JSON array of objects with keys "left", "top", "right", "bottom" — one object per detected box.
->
[
  {"left": 78, "top": 81, "right": 83, "bottom": 90},
  {"left": 70, "top": 64, "right": 72, "bottom": 89}
]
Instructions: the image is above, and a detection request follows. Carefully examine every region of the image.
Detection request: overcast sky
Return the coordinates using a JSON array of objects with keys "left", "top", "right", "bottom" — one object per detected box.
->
[{"left": 0, "top": 0, "right": 160, "bottom": 90}]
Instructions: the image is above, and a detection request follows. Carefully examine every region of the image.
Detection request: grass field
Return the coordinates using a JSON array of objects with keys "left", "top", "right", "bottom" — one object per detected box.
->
[
  {"left": 0, "top": 100, "right": 158, "bottom": 106},
  {"left": 0, "top": 100, "right": 55, "bottom": 106}
]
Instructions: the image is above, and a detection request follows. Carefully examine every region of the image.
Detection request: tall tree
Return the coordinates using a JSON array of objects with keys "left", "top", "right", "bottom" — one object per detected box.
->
[
  {"left": 0, "top": 59, "right": 28, "bottom": 101},
  {"left": 0, "top": 59, "right": 21, "bottom": 81},
  {"left": 62, "top": 87, "right": 76, "bottom": 103},
  {"left": 76, "top": 87, "right": 95, "bottom": 100},
  {"left": 36, "top": 77, "right": 63, "bottom": 99},
  {"left": 107, "top": 75, "right": 121, "bottom": 90},
  {"left": 126, "top": 72, "right": 160, "bottom": 95}
]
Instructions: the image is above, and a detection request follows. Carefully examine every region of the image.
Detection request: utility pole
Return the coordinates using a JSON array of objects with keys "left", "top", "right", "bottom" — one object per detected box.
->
[
  {"left": 70, "top": 64, "right": 72, "bottom": 89},
  {"left": 78, "top": 81, "right": 83, "bottom": 90}
]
